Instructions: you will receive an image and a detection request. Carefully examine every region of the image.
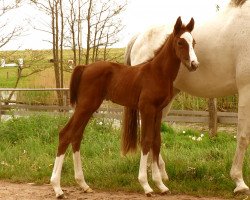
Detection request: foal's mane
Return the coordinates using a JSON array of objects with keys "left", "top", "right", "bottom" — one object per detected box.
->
[
  {"left": 230, "top": 0, "right": 247, "bottom": 7},
  {"left": 153, "top": 33, "right": 171, "bottom": 57},
  {"left": 152, "top": 24, "right": 189, "bottom": 59}
]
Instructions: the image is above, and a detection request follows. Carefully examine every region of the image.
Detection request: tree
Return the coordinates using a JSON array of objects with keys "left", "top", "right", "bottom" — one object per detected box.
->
[
  {"left": 65, "top": 0, "right": 127, "bottom": 65},
  {"left": 30, "top": 0, "right": 65, "bottom": 105},
  {"left": 66, "top": 0, "right": 86, "bottom": 65},
  {"left": 84, "top": 0, "right": 127, "bottom": 64},
  {"left": 0, "top": 0, "right": 23, "bottom": 49}
]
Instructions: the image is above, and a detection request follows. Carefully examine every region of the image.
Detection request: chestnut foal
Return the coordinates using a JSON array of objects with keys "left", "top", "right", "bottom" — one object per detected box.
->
[{"left": 50, "top": 17, "right": 199, "bottom": 198}]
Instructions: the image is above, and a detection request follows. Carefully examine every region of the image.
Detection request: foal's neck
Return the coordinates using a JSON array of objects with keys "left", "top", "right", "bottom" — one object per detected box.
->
[{"left": 152, "top": 34, "right": 180, "bottom": 81}]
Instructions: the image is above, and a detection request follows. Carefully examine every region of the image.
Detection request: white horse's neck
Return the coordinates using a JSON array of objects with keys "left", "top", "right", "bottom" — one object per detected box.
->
[
  {"left": 174, "top": 4, "right": 249, "bottom": 97},
  {"left": 130, "top": 2, "right": 250, "bottom": 98}
]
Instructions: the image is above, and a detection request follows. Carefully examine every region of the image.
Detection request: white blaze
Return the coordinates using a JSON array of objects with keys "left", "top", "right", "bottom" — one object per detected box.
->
[{"left": 180, "top": 32, "right": 198, "bottom": 64}]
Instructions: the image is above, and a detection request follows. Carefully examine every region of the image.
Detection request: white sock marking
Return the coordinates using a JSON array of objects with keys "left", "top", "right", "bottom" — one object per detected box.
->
[
  {"left": 50, "top": 155, "right": 65, "bottom": 198},
  {"left": 73, "top": 151, "right": 90, "bottom": 191},
  {"left": 151, "top": 160, "right": 169, "bottom": 193},
  {"left": 138, "top": 151, "right": 153, "bottom": 194}
]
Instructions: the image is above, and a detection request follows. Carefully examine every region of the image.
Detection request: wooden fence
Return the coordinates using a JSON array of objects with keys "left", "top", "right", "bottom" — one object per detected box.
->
[{"left": 0, "top": 88, "right": 238, "bottom": 124}]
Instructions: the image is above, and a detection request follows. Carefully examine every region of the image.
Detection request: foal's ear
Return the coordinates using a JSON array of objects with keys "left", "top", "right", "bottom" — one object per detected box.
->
[
  {"left": 174, "top": 16, "right": 182, "bottom": 35},
  {"left": 186, "top": 18, "right": 195, "bottom": 32}
]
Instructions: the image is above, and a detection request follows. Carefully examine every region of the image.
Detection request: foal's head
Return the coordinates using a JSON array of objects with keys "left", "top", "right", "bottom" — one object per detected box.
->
[{"left": 173, "top": 17, "right": 199, "bottom": 71}]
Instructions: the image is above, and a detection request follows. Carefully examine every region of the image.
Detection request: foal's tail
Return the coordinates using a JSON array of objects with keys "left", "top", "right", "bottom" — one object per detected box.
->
[
  {"left": 121, "top": 35, "right": 140, "bottom": 155},
  {"left": 121, "top": 107, "right": 139, "bottom": 155},
  {"left": 70, "top": 65, "right": 85, "bottom": 106}
]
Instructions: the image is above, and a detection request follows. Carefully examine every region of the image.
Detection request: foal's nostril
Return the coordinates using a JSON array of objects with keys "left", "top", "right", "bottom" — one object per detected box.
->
[{"left": 191, "top": 61, "right": 199, "bottom": 69}]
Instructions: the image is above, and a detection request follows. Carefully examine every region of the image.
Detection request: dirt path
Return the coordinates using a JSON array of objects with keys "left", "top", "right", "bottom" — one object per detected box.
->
[{"left": 0, "top": 181, "right": 238, "bottom": 200}]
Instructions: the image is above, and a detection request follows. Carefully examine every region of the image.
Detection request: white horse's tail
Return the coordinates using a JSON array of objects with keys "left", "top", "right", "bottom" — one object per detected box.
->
[{"left": 124, "top": 34, "right": 139, "bottom": 65}]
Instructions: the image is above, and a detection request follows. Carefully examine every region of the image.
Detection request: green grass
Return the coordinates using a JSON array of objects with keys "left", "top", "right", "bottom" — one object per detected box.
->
[{"left": 0, "top": 115, "right": 248, "bottom": 198}]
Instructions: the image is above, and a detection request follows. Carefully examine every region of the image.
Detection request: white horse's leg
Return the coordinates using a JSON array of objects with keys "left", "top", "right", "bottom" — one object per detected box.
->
[
  {"left": 151, "top": 158, "right": 170, "bottom": 194},
  {"left": 50, "top": 155, "right": 65, "bottom": 198},
  {"left": 73, "top": 151, "right": 93, "bottom": 193},
  {"left": 230, "top": 88, "right": 250, "bottom": 193},
  {"left": 138, "top": 151, "right": 154, "bottom": 196}
]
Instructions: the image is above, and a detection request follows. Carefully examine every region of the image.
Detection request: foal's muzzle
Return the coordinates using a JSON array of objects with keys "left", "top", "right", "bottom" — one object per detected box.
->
[{"left": 184, "top": 60, "right": 199, "bottom": 72}]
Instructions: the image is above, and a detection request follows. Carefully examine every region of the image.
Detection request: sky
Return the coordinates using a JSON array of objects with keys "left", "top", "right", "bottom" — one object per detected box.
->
[{"left": 1, "top": 0, "right": 230, "bottom": 50}]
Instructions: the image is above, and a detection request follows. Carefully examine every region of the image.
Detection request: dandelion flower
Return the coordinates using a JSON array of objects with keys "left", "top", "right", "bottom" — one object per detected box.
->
[
  {"left": 192, "top": 137, "right": 196, "bottom": 141},
  {"left": 197, "top": 137, "right": 202, "bottom": 141},
  {"left": 201, "top": 133, "right": 204, "bottom": 137}
]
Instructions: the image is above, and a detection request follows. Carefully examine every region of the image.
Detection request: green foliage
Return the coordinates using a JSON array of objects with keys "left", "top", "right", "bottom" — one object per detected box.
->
[
  {"left": 161, "top": 122, "right": 174, "bottom": 134},
  {"left": 0, "top": 115, "right": 249, "bottom": 198}
]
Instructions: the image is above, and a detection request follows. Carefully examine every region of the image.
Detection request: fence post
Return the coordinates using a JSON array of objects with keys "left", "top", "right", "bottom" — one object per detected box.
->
[
  {"left": 208, "top": 98, "right": 217, "bottom": 137},
  {"left": 63, "top": 90, "right": 66, "bottom": 107}
]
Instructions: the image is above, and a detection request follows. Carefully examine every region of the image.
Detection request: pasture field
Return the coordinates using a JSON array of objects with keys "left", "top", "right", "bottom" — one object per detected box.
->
[{"left": 0, "top": 114, "right": 249, "bottom": 198}]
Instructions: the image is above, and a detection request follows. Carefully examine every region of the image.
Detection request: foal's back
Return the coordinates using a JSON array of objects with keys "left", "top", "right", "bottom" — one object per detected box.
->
[{"left": 78, "top": 61, "right": 145, "bottom": 108}]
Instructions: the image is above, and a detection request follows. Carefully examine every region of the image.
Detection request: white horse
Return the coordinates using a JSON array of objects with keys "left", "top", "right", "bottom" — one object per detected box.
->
[{"left": 125, "top": 0, "right": 250, "bottom": 195}]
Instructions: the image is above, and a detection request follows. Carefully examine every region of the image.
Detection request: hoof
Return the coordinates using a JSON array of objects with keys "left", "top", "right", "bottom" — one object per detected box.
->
[
  {"left": 56, "top": 194, "right": 66, "bottom": 199},
  {"left": 161, "top": 190, "right": 171, "bottom": 195},
  {"left": 146, "top": 192, "right": 155, "bottom": 197},
  {"left": 235, "top": 188, "right": 250, "bottom": 196},
  {"left": 84, "top": 187, "right": 94, "bottom": 193}
]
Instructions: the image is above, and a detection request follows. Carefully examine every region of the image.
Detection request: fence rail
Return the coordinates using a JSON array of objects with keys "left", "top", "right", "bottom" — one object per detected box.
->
[{"left": 0, "top": 88, "right": 238, "bottom": 124}]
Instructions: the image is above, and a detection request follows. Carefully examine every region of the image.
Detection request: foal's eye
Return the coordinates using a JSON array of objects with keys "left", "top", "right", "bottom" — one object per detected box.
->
[{"left": 178, "top": 41, "right": 183, "bottom": 46}]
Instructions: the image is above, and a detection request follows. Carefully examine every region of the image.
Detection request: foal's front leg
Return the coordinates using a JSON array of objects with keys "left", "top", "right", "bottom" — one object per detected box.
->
[
  {"left": 155, "top": 89, "right": 180, "bottom": 181},
  {"left": 139, "top": 107, "right": 169, "bottom": 195},
  {"left": 138, "top": 106, "right": 156, "bottom": 196},
  {"left": 151, "top": 111, "right": 170, "bottom": 194}
]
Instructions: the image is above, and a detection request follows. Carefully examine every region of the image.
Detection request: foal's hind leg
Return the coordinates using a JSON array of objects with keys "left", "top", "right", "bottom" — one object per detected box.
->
[
  {"left": 51, "top": 117, "right": 74, "bottom": 198},
  {"left": 151, "top": 111, "right": 170, "bottom": 194},
  {"left": 71, "top": 97, "right": 104, "bottom": 194},
  {"left": 70, "top": 110, "right": 94, "bottom": 193},
  {"left": 51, "top": 106, "right": 97, "bottom": 198}
]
